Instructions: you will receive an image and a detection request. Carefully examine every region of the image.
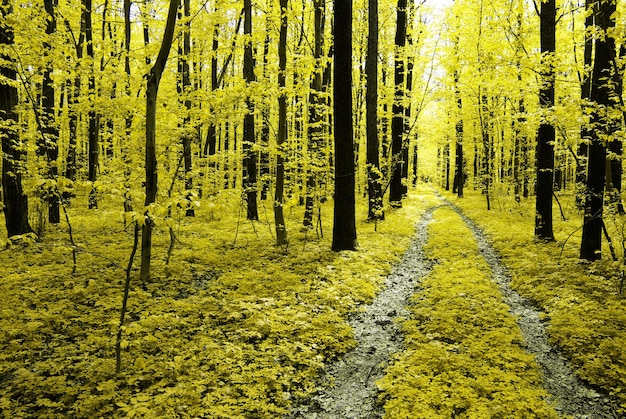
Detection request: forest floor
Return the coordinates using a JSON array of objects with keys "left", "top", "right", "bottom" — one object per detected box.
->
[
  {"left": 288, "top": 190, "right": 620, "bottom": 419},
  {"left": 0, "top": 184, "right": 624, "bottom": 418}
]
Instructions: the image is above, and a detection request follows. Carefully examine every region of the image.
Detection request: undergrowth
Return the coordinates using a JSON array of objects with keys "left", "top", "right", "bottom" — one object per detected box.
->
[
  {"left": 0, "top": 185, "right": 434, "bottom": 418},
  {"left": 378, "top": 205, "right": 559, "bottom": 418},
  {"left": 443, "top": 186, "right": 626, "bottom": 413}
]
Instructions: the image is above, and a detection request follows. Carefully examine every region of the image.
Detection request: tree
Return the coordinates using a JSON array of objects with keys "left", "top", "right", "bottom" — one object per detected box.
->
[
  {"left": 84, "top": 0, "right": 99, "bottom": 209},
  {"left": 242, "top": 0, "right": 258, "bottom": 220},
  {"left": 1, "top": 0, "right": 33, "bottom": 237},
  {"left": 274, "top": 0, "right": 288, "bottom": 246},
  {"left": 389, "top": 0, "right": 407, "bottom": 206},
  {"left": 332, "top": 0, "right": 357, "bottom": 251},
  {"left": 177, "top": 0, "right": 194, "bottom": 216},
  {"left": 139, "top": 0, "right": 179, "bottom": 282},
  {"left": 534, "top": 0, "right": 556, "bottom": 241},
  {"left": 580, "top": 0, "right": 617, "bottom": 260},
  {"left": 41, "top": 0, "right": 60, "bottom": 224},
  {"left": 366, "top": 0, "right": 383, "bottom": 220}
]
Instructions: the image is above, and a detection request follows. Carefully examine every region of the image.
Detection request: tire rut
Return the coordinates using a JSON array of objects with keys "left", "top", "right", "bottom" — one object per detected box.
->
[
  {"left": 286, "top": 207, "right": 437, "bottom": 418},
  {"left": 444, "top": 199, "right": 620, "bottom": 419}
]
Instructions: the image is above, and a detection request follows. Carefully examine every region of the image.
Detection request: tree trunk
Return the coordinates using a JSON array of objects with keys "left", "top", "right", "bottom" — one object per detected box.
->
[
  {"left": 454, "top": 73, "right": 464, "bottom": 197},
  {"left": 576, "top": 0, "right": 595, "bottom": 209},
  {"left": 535, "top": 0, "right": 556, "bottom": 241},
  {"left": 83, "top": 0, "right": 99, "bottom": 209},
  {"left": 332, "top": 0, "right": 357, "bottom": 251},
  {"left": 242, "top": 0, "right": 258, "bottom": 220},
  {"left": 274, "top": 0, "right": 288, "bottom": 246},
  {"left": 178, "top": 0, "right": 194, "bottom": 216},
  {"left": 389, "top": 0, "right": 407, "bottom": 206},
  {"left": 42, "top": 0, "right": 60, "bottom": 224},
  {"left": 580, "top": 0, "right": 617, "bottom": 260},
  {"left": 1, "top": 0, "right": 33, "bottom": 237},
  {"left": 366, "top": 0, "right": 383, "bottom": 220},
  {"left": 139, "top": 0, "right": 178, "bottom": 282}
]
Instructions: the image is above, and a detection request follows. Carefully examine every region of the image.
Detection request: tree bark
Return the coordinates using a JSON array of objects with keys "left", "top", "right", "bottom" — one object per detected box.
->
[
  {"left": 535, "top": 0, "right": 556, "bottom": 240},
  {"left": 42, "top": 0, "right": 60, "bottom": 223},
  {"left": 83, "top": 0, "right": 99, "bottom": 209},
  {"left": 332, "top": 0, "right": 357, "bottom": 251},
  {"left": 178, "top": 0, "right": 194, "bottom": 216},
  {"left": 389, "top": 0, "right": 407, "bottom": 206},
  {"left": 275, "top": 0, "right": 288, "bottom": 246},
  {"left": 366, "top": 0, "right": 383, "bottom": 220},
  {"left": 580, "top": 0, "right": 617, "bottom": 260},
  {"left": 139, "top": 0, "right": 178, "bottom": 282},
  {"left": 1, "top": 0, "right": 33, "bottom": 237},
  {"left": 242, "top": 0, "right": 258, "bottom": 220}
]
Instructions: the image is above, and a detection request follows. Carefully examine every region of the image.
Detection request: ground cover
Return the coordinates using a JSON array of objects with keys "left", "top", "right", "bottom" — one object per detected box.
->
[
  {"left": 442, "top": 187, "right": 626, "bottom": 414},
  {"left": 378, "top": 205, "right": 560, "bottom": 418},
  {"left": 0, "top": 186, "right": 428, "bottom": 418}
]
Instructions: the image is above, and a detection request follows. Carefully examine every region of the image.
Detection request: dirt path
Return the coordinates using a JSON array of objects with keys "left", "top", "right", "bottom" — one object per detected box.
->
[
  {"left": 287, "top": 193, "right": 619, "bottom": 418},
  {"left": 446, "top": 200, "right": 619, "bottom": 419},
  {"left": 287, "top": 208, "right": 436, "bottom": 418}
]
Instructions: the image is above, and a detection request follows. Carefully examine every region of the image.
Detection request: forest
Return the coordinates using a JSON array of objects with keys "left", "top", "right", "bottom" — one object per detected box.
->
[{"left": 1, "top": 0, "right": 625, "bottom": 416}]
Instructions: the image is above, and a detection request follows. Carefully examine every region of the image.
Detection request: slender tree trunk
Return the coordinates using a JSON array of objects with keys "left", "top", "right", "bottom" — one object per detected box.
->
[
  {"left": 1, "top": 0, "right": 33, "bottom": 237},
  {"left": 454, "top": 71, "right": 463, "bottom": 197},
  {"left": 178, "top": 0, "right": 194, "bottom": 216},
  {"left": 581, "top": 0, "right": 617, "bottom": 260},
  {"left": 139, "top": 0, "right": 178, "bottom": 282},
  {"left": 535, "top": 0, "right": 556, "bottom": 240},
  {"left": 576, "top": 0, "right": 595, "bottom": 209},
  {"left": 123, "top": 0, "right": 133, "bottom": 214},
  {"left": 274, "top": 0, "right": 288, "bottom": 245},
  {"left": 332, "top": 0, "right": 357, "bottom": 251},
  {"left": 366, "top": 0, "right": 383, "bottom": 220},
  {"left": 203, "top": 18, "right": 219, "bottom": 158},
  {"left": 242, "top": 0, "right": 258, "bottom": 220},
  {"left": 83, "top": 0, "right": 99, "bottom": 209},
  {"left": 389, "top": 0, "right": 407, "bottom": 206},
  {"left": 42, "top": 0, "right": 60, "bottom": 223}
]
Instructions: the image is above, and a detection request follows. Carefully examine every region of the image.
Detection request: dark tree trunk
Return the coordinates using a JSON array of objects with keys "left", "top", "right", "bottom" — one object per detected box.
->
[
  {"left": 178, "top": 0, "right": 194, "bottom": 216},
  {"left": 1, "top": 0, "right": 33, "bottom": 237},
  {"left": 274, "top": 0, "right": 288, "bottom": 245},
  {"left": 454, "top": 71, "right": 463, "bottom": 197},
  {"left": 259, "top": 13, "right": 271, "bottom": 201},
  {"left": 332, "top": 0, "right": 357, "bottom": 251},
  {"left": 580, "top": 0, "right": 617, "bottom": 260},
  {"left": 535, "top": 0, "right": 556, "bottom": 240},
  {"left": 123, "top": 0, "right": 133, "bottom": 214},
  {"left": 366, "top": 0, "right": 383, "bottom": 220},
  {"left": 389, "top": 0, "right": 406, "bottom": 206},
  {"left": 83, "top": 0, "right": 99, "bottom": 209},
  {"left": 242, "top": 0, "right": 258, "bottom": 220},
  {"left": 139, "top": 0, "right": 178, "bottom": 282},
  {"left": 42, "top": 0, "right": 60, "bottom": 224},
  {"left": 203, "top": 17, "right": 219, "bottom": 158},
  {"left": 576, "top": 0, "right": 595, "bottom": 209}
]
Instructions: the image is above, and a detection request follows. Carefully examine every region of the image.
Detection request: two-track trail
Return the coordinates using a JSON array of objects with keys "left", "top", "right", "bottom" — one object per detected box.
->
[
  {"left": 287, "top": 206, "right": 436, "bottom": 418},
  {"left": 287, "top": 192, "right": 619, "bottom": 418}
]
